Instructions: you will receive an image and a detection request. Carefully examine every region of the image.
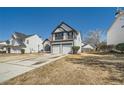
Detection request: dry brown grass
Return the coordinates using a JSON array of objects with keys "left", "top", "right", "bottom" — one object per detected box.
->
[{"left": 3, "top": 53, "right": 124, "bottom": 85}]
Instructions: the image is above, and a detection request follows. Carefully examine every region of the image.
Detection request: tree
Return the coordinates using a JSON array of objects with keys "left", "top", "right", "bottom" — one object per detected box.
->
[
  {"left": 85, "top": 29, "right": 101, "bottom": 51},
  {"left": 99, "top": 44, "right": 114, "bottom": 52},
  {"left": 72, "top": 46, "right": 80, "bottom": 54},
  {"left": 116, "top": 43, "right": 124, "bottom": 53}
]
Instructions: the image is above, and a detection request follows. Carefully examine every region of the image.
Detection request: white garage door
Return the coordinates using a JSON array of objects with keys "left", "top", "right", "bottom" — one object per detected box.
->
[
  {"left": 52, "top": 45, "right": 60, "bottom": 54},
  {"left": 62, "top": 45, "right": 72, "bottom": 54}
]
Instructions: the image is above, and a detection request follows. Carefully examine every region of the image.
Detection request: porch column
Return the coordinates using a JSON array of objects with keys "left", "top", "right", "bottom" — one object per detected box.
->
[{"left": 63, "top": 33, "right": 67, "bottom": 40}]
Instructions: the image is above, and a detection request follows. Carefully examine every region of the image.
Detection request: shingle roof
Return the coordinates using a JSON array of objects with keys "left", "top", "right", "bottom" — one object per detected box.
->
[
  {"left": 12, "top": 32, "right": 36, "bottom": 39},
  {"left": 11, "top": 32, "right": 35, "bottom": 47},
  {"left": 14, "top": 32, "right": 28, "bottom": 39},
  {"left": 42, "top": 39, "right": 51, "bottom": 44}
]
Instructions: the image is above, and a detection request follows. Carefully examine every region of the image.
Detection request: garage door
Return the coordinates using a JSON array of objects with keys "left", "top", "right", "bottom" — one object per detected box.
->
[
  {"left": 62, "top": 45, "right": 72, "bottom": 54},
  {"left": 52, "top": 45, "right": 60, "bottom": 54}
]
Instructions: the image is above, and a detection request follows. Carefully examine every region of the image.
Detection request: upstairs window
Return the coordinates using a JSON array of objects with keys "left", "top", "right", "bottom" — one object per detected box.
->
[
  {"left": 68, "top": 32, "right": 73, "bottom": 39},
  {"left": 55, "top": 33, "right": 63, "bottom": 40}
]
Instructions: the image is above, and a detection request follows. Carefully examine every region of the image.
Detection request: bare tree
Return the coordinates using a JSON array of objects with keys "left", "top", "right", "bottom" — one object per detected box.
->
[{"left": 85, "top": 29, "right": 101, "bottom": 51}]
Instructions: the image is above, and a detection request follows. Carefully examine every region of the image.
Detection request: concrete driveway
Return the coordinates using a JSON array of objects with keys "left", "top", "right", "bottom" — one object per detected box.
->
[{"left": 0, "top": 54, "right": 65, "bottom": 83}]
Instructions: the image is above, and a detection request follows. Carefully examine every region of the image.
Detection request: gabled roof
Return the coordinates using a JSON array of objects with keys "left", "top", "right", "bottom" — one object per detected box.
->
[
  {"left": 52, "top": 22, "right": 78, "bottom": 34},
  {"left": 26, "top": 34, "right": 35, "bottom": 38},
  {"left": 42, "top": 39, "right": 51, "bottom": 44},
  {"left": 12, "top": 32, "right": 36, "bottom": 40},
  {"left": 13, "top": 32, "right": 28, "bottom": 39},
  {"left": 108, "top": 9, "right": 124, "bottom": 32},
  {"left": 82, "top": 44, "right": 94, "bottom": 49}
]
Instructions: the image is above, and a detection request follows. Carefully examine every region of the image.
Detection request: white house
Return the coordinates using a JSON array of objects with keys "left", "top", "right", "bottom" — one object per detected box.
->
[
  {"left": 0, "top": 41, "right": 8, "bottom": 53},
  {"left": 8, "top": 32, "right": 43, "bottom": 53},
  {"left": 82, "top": 43, "right": 94, "bottom": 52},
  {"left": 107, "top": 8, "right": 124, "bottom": 45},
  {"left": 51, "top": 22, "right": 82, "bottom": 54}
]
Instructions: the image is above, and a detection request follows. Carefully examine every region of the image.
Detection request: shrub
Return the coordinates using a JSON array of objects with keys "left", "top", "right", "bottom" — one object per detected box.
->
[
  {"left": 21, "top": 49, "right": 25, "bottom": 54},
  {"left": 99, "top": 44, "right": 114, "bottom": 52},
  {"left": 116, "top": 43, "right": 124, "bottom": 53},
  {"left": 107, "top": 45, "right": 114, "bottom": 51},
  {"left": 99, "top": 44, "right": 107, "bottom": 51},
  {"left": 72, "top": 46, "right": 80, "bottom": 54}
]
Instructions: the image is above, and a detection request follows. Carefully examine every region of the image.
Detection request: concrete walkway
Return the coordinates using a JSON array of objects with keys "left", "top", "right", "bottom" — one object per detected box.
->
[{"left": 0, "top": 54, "right": 66, "bottom": 83}]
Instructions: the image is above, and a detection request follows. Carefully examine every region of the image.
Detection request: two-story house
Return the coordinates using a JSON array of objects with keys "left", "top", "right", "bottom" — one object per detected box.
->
[
  {"left": 107, "top": 8, "right": 124, "bottom": 45},
  {"left": 51, "top": 22, "right": 82, "bottom": 54},
  {"left": 9, "top": 32, "right": 43, "bottom": 53}
]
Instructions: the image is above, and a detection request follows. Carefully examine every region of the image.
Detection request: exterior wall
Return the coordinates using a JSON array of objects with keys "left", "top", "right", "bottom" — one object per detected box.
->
[
  {"left": 107, "top": 14, "right": 124, "bottom": 45},
  {"left": 74, "top": 32, "right": 82, "bottom": 53},
  {"left": 24, "top": 35, "right": 43, "bottom": 53},
  {"left": 52, "top": 34, "right": 55, "bottom": 41},
  {"left": 10, "top": 48, "right": 21, "bottom": 53},
  {"left": 9, "top": 38, "right": 23, "bottom": 53},
  {"left": 0, "top": 42, "right": 7, "bottom": 52},
  {"left": 9, "top": 39, "right": 21, "bottom": 46}
]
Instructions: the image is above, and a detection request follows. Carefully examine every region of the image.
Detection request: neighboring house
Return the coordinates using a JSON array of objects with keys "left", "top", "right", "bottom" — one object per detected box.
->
[
  {"left": 8, "top": 32, "right": 43, "bottom": 53},
  {"left": 82, "top": 43, "right": 94, "bottom": 52},
  {"left": 0, "top": 41, "right": 7, "bottom": 53},
  {"left": 107, "top": 8, "right": 124, "bottom": 45},
  {"left": 81, "top": 42, "right": 85, "bottom": 47},
  {"left": 51, "top": 22, "right": 82, "bottom": 54},
  {"left": 42, "top": 39, "right": 51, "bottom": 53}
]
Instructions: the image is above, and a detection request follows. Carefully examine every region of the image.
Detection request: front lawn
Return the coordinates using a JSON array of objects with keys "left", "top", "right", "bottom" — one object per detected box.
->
[{"left": 3, "top": 53, "right": 124, "bottom": 85}]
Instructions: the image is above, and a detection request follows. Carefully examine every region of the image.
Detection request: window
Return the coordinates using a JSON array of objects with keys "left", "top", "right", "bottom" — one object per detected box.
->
[
  {"left": 68, "top": 32, "right": 73, "bottom": 36},
  {"left": 68, "top": 32, "right": 73, "bottom": 39},
  {"left": 27, "top": 40, "right": 29, "bottom": 44},
  {"left": 55, "top": 33, "right": 63, "bottom": 37},
  {"left": 55, "top": 33, "right": 63, "bottom": 40}
]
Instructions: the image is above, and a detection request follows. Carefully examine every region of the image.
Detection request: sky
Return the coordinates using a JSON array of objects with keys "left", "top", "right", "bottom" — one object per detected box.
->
[{"left": 0, "top": 7, "right": 121, "bottom": 41}]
